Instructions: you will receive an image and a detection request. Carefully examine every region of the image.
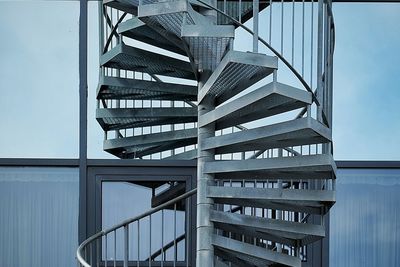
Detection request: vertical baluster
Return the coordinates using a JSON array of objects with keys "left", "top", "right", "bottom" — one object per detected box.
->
[
  {"left": 301, "top": 0, "right": 305, "bottom": 77},
  {"left": 104, "top": 7, "right": 109, "bottom": 53},
  {"left": 124, "top": 226, "right": 129, "bottom": 267},
  {"left": 149, "top": 215, "right": 152, "bottom": 267},
  {"left": 186, "top": 198, "right": 189, "bottom": 267},
  {"left": 317, "top": 0, "right": 324, "bottom": 122},
  {"left": 97, "top": 238, "right": 100, "bottom": 267},
  {"left": 238, "top": 0, "right": 242, "bottom": 23},
  {"left": 85, "top": 246, "right": 88, "bottom": 265},
  {"left": 137, "top": 221, "right": 140, "bottom": 267},
  {"left": 324, "top": 1, "right": 329, "bottom": 122},
  {"left": 110, "top": 7, "right": 113, "bottom": 48},
  {"left": 113, "top": 230, "right": 117, "bottom": 267},
  {"left": 253, "top": 0, "right": 259, "bottom": 53},
  {"left": 269, "top": 0, "right": 272, "bottom": 44},
  {"left": 161, "top": 210, "right": 164, "bottom": 266},
  {"left": 174, "top": 203, "right": 177, "bottom": 267},
  {"left": 291, "top": 0, "right": 295, "bottom": 65},
  {"left": 311, "top": 0, "right": 315, "bottom": 90},
  {"left": 105, "top": 234, "right": 108, "bottom": 267},
  {"left": 281, "top": 0, "right": 284, "bottom": 54}
]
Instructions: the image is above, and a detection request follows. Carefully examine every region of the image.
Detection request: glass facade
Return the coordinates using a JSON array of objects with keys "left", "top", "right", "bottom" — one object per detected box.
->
[
  {"left": 0, "top": 1, "right": 399, "bottom": 267},
  {"left": 102, "top": 182, "right": 186, "bottom": 261},
  {"left": 0, "top": 167, "right": 79, "bottom": 267},
  {"left": 0, "top": 1, "right": 80, "bottom": 158},
  {"left": 330, "top": 168, "right": 400, "bottom": 267}
]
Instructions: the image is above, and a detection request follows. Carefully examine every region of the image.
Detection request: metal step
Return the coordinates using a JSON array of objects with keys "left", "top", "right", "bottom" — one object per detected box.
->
[
  {"left": 104, "top": 128, "right": 197, "bottom": 157},
  {"left": 97, "top": 76, "right": 197, "bottom": 101},
  {"left": 101, "top": 43, "right": 195, "bottom": 80},
  {"left": 213, "top": 235, "right": 301, "bottom": 267},
  {"left": 104, "top": 0, "right": 138, "bottom": 15},
  {"left": 96, "top": 107, "right": 197, "bottom": 130},
  {"left": 181, "top": 24, "right": 234, "bottom": 71},
  {"left": 199, "top": 82, "right": 312, "bottom": 130},
  {"left": 128, "top": 140, "right": 197, "bottom": 158},
  {"left": 198, "top": 50, "right": 278, "bottom": 104},
  {"left": 210, "top": 210, "right": 325, "bottom": 246},
  {"left": 118, "top": 17, "right": 186, "bottom": 55},
  {"left": 204, "top": 154, "right": 337, "bottom": 180},
  {"left": 139, "top": 0, "right": 204, "bottom": 37},
  {"left": 202, "top": 117, "right": 331, "bottom": 154},
  {"left": 139, "top": 0, "right": 235, "bottom": 70},
  {"left": 208, "top": 186, "right": 335, "bottom": 214}
]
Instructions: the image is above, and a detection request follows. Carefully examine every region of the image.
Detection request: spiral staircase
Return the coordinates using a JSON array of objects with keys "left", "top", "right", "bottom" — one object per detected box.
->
[{"left": 78, "top": 0, "right": 336, "bottom": 266}]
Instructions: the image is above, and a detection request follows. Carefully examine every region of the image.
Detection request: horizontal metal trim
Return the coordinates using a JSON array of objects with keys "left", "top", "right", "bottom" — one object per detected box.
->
[
  {"left": 0, "top": 159, "right": 399, "bottom": 169},
  {"left": 336, "top": 161, "right": 400, "bottom": 168},
  {"left": 0, "top": 158, "right": 79, "bottom": 167},
  {"left": 86, "top": 159, "right": 197, "bottom": 167}
]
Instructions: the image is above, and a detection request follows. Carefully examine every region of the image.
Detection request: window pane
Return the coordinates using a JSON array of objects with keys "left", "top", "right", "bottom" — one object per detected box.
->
[
  {"left": 102, "top": 182, "right": 186, "bottom": 261},
  {"left": 0, "top": 1, "right": 79, "bottom": 158},
  {"left": 87, "top": 1, "right": 117, "bottom": 159},
  {"left": 0, "top": 167, "right": 79, "bottom": 267},
  {"left": 332, "top": 4, "right": 400, "bottom": 160},
  {"left": 330, "top": 168, "right": 400, "bottom": 266}
]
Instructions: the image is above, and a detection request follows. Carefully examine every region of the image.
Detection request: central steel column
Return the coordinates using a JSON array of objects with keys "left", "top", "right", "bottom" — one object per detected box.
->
[{"left": 196, "top": 1, "right": 217, "bottom": 266}]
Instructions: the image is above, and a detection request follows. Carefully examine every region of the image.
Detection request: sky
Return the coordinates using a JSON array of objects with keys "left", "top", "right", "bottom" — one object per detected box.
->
[{"left": 0, "top": 1, "right": 399, "bottom": 160}]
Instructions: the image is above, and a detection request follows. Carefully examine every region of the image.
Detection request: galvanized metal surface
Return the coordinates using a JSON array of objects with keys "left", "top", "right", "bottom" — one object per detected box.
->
[{"left": 79, "top": 0, "right": 337, "bottom": 266}]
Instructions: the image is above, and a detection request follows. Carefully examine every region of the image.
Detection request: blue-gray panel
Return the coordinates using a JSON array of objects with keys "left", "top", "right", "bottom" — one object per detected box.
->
[
  {"left": 0, "top": 167, "right": 79, "bottom": 267},
  {"left": 330, "top": 169, "right": 400, "bottom": 267}
]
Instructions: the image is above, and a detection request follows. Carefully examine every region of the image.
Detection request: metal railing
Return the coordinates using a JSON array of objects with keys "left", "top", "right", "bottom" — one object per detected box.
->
[
  {"left": 97, "top": 0, "right": 335, "bottom": 161},
  {"left": 97, "top": 0, "right": 335, "bottom": 171},
  {"left": 77, "top": 189, "right": 197, "bottom": 267},
  {"left": 192, "top": 0, "right": 335, "bottom": 164}
]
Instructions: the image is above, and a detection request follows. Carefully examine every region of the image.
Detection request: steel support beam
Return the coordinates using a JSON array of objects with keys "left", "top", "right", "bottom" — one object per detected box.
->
[
  {"left": 196, "top": 72, "right": 216, "bottom": 267},
  {"left": 196, "top": 1, "right": 218, "bottom": 266},
  {"left": 78, "top": 0, "right": 88, "bottom": 244}
]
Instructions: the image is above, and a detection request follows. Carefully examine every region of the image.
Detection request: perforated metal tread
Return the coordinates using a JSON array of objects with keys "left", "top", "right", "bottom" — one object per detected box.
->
[
  {"left": 115, "top": 138, "right": 198, "bottom": 159},
  {"left": 210, "top": 210, "right": 325, "bottom": 246},
  {"left": 199, "top": 82, "right": 312, "bottom": 129},
  {"left": 208, "top": 186, "right": 335, "bottom": 215},
  {"left": 202, "top": 117, "right": 331, "bottom": 154},
  {"left": 103, "top": 128, "right": 197, "bottom": 158},
  {"left": 181, "top": 24, "right": 234, "bottom": 71},
  {"left": 97, "top": 76, "right": 197, "bottom": 101},
  {"left": 213, "top": 235, "right": 301, "bottom": 267},
  {"left": 204, "top": 154, "right": 337, "bottom": 180},
  {"left": 101, "top": 43, "right": 195, "bottom": 80},
  {"left": 97, "top": 107, "right": 197, "bottom": 130},
  {"left": 118, "top": 17, "right": 187, "bottom": 56},
  {"left": 139, "top": 0, "right": 198, "bottom": 37},
  {"left": 198, "top": 50, "right": 278, "bottom": 104},
  {"left": 104, "top": 127, "right": 197, "bottom": 150}
]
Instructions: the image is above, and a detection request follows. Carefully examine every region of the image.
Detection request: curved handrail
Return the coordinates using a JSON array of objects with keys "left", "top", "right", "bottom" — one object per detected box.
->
[
  {"left": 102, "top": 1, "right": 335, "bottom": 106},
  {"left": 77, "top": 188, "right": 197, "bottom": 267},
  {"left": 100, "top": 1, "right": 335, "bottom": 159},
  {"left": 193, "top": 0, "right": 334, "bottom": 160},
  {"left": 195, "top": 0, "right": 320, "bottom": 106}
]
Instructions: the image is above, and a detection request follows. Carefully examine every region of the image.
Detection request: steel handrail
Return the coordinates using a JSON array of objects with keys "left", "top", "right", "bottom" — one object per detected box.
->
[{"left": 77, "top": 188, "right": 197, "bottom": 267}]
